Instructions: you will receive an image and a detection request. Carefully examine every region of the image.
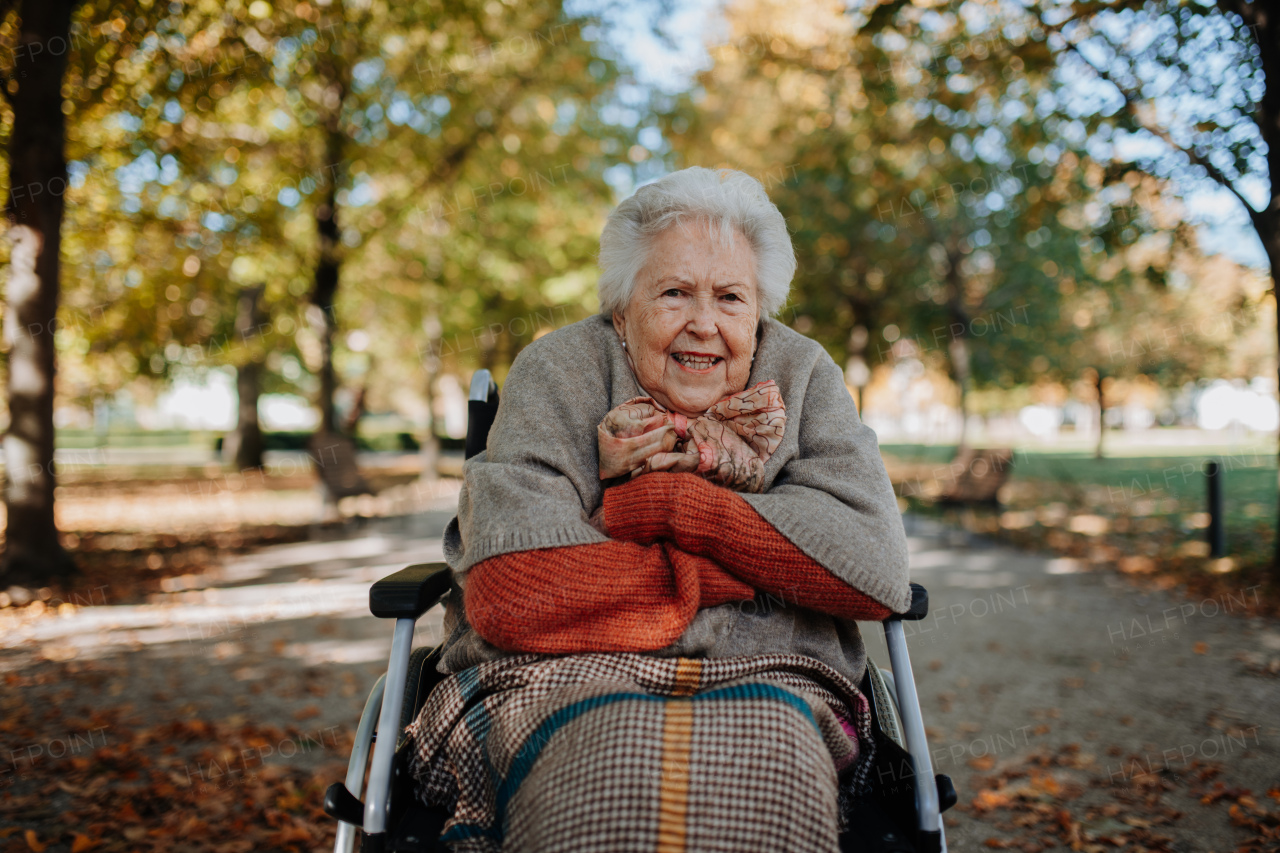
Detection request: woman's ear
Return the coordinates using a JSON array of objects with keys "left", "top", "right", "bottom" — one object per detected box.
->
[{"left": 611, "top": 311, "right": 627, "bottom": 343}]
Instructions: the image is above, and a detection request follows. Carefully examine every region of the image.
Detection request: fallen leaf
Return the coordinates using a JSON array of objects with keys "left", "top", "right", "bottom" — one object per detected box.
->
[
  {"left": 1194, "top": 641, "right": 1209, "bottom": 655},
  {"left": 293, "top": 704, "right": 320, "bottom": 721},
  {"left": 25, "top": 830, "right": 46, "bottom": 852},
  {"left": 974, "top": 789, "right": 1012, "bottom": 811},
  {"left": 268, "top": 825, "right": 313, "bottom": 843},
  {"left": 1032, "top": 773, "right": 1061, "bottom": 796},
  {"left": 1118, "top": 554, "right": 1157, "bottom": 573},
  {"left": 70, "top": 834, "right": 96, "bottom": 853}
]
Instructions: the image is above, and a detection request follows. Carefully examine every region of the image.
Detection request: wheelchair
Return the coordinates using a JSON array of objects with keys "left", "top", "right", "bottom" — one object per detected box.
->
[{"left": 322, "top": 370, "right": 956, "bottom": 852}]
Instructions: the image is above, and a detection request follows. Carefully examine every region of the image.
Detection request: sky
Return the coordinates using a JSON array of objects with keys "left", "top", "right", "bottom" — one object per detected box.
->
[{"left": 1185, "top": 184, "right": 1268, "bottom": 270}]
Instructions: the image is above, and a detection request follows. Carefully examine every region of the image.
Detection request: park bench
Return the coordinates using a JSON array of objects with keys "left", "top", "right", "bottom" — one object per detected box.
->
[{"left": 937, "top": 446, "right": 1014, "bottom": 506}]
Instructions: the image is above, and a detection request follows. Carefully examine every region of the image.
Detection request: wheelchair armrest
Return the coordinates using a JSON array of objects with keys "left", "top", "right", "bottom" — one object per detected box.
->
[
  {"left": 369, "top": 562, "right": 452, "bottom": 620},
  {"left": 885, "top": 582, "right": 928, "bottom": 622}
]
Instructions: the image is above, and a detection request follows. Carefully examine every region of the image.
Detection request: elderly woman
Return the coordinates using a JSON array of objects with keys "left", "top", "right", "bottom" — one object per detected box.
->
[{"left": 406, "top": 167, "right": 911, "bottom": 852}]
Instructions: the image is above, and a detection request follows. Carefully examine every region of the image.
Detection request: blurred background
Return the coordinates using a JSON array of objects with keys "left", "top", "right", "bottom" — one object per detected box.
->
[{"left": 0, "top": 0, "right": 1278, "bottom": 850}]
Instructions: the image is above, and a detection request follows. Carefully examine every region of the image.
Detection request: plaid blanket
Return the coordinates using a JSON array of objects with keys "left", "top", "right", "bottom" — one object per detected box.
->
[{"left": 405, "top": 653, "right": 875, "bottom": 852}]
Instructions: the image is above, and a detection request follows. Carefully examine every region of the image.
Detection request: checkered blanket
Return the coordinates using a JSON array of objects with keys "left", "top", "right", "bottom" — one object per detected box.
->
[{"left": 405, "top": 653, "right": 875, "bottom": 852}]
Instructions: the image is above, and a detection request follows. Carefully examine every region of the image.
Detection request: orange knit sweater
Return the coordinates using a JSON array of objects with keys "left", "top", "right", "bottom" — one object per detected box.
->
[{"left": 465, "top": 473, "right": 893, "bottom": 654}]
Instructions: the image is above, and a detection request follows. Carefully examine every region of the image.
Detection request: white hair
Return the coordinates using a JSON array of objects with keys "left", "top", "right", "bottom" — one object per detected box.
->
[{"left": 597, "top": 166, "right": 796, "bottom": 317}]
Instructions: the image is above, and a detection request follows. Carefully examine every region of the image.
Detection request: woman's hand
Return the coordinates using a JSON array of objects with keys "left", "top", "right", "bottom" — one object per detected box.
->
[
  {"left": 598, "top": 398, "right": 687, "bottom": 479},
  {"left": 598, "top": 382, "right": 781, "bottom": 492},
  {"left": 599, "top": 412, "right": 761, "bottom": 490}
]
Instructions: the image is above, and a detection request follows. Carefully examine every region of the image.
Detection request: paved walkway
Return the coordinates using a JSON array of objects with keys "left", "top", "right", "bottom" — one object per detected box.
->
[
  {"left": 3, "top": 509, "right": 1276, "bottom": 850},
  {"left": 881, "top": 515, "right": 1278, "bottom": 850}
]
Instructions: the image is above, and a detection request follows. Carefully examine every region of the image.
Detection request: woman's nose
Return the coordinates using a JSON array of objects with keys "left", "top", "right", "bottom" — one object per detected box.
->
[{"left": 684, "top": 294, "right": 718, "bottom": 338}]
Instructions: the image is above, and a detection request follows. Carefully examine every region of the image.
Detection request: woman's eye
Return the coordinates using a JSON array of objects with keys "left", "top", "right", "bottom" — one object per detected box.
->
[
  {"left": 662, "top": 288, "right": 682, "bottom": 298},
  {"left": 721, "top": 293, "right": 741, "bottom": 302}
]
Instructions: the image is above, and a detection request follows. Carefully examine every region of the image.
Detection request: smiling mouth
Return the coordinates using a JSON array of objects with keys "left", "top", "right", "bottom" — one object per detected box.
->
[{"left": 672, "top": 352, "right": 723, "bottom": 372}]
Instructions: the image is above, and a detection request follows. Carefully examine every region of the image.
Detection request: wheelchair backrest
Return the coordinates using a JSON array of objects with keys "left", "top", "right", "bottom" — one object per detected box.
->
[{"left": 465, "top": 369, "right": 499, "bottom": 460}]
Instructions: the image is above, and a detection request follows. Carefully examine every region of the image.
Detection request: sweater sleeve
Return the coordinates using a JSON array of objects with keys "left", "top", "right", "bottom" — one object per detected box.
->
[
  {"left": 464, "top": 539, "right": 754, "bottom": 654},
  {"left": 602, "top": 473, "right": 893, "bottom": 622}
]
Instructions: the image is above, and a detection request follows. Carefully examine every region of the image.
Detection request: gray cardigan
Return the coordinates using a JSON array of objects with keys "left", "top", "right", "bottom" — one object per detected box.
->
[{"left": 436, "top": 314, "right": 911, "bottom": 685}]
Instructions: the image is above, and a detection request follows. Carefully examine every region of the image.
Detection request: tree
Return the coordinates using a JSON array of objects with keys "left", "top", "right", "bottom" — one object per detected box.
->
[
  {"left": 224, "top": 285, "right": 266, "bottom": 470},
  {"left": 0, "top": 0, "right": 81, "bottom": 582},
  {"left": 269, "top": 0, "right": 639, "bottom": 434},
  {"left": 54, "top": 0, "right": 641, "bottom": 461},
  {"left": 993, "top": 0, "right": 1279, "bottom": 568},
  {"left": 663, "top": 0, "right": 1185, "bottom": 427}
]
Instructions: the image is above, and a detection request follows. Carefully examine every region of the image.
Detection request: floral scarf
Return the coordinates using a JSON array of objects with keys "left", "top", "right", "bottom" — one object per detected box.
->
[{"left": 597, "top": 380, "right": 786, "bottom": 493}]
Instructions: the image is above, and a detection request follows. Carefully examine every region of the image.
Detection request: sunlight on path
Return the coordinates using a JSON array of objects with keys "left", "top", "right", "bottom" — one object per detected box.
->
[{"left": 0, "top": 527, "right": 448, "bottom": 671}]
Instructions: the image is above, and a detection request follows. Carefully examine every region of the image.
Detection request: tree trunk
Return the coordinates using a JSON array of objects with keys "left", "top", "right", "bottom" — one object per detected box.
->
[
  {"left": 419, "top": 316, "right": 442, "bottom": 483},
  {"left": 944, "top": 244, "right": 972, "bottom": 454},
  {"left": 419, "top": 379, "right": 439, "bottom": 482},
  {"left": 226, "top": 285, "right": 265, "bottom": 470},
  {"left": 2, "top": 0, "right": 77, "bottom": 583},
  {"left": 1247, "top": 1, "right": 1280, "bottom": 578},
  {"left": 341, "top": 381, "right": 367, "bottom": 437},
  {"left": 1212, "top": 0, "right": 1280, "bottom": 577},
  {"left": 949, "top": 335, "right": 971, "bottom": 452},
  {"left": 231, "top": 363, "right": 264, "bottom": 468},
  {"left": 311, "top": 129, "right": 343, "bottom": 436},
  {"left": 1094, "top": 370, "right": 1106, "bottom": 460},
  {"left": 1262, "top": 224, "right": 1280, "bottom": 573}
]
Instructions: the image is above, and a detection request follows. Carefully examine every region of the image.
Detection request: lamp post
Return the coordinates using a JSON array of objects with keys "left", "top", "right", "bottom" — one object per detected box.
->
[
  {"left": 846, "top": 356, "right": 870, "bottom": 416},
  {"left": 846, "top": 326, "right": 871, "bottom": 417}
]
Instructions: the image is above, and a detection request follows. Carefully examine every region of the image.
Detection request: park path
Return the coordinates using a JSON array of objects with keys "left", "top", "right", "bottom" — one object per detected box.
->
[
  {"left": 879, "top": 515, "right": 1279, "bottom": 851},
  {"left": 2, "top": 505, "right": 1277, "bottom": 851}
]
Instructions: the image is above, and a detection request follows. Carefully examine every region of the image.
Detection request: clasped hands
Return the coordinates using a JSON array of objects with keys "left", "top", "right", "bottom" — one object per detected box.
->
[{"left": 595, "top": 380, "right": 785, "bottom": 494}]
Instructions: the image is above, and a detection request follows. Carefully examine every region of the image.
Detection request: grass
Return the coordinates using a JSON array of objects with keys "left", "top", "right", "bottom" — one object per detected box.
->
[
  {"left": 881, "top": 443, "right": 1277, "bottom": 544},
  {"left": 880, "top": 442, "right": 1280, "bottom": 617}
]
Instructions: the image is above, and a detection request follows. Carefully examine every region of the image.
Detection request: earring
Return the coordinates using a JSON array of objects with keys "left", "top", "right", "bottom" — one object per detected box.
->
[{"left": 621, "top": 341, "right": 627, "bottom": 350}]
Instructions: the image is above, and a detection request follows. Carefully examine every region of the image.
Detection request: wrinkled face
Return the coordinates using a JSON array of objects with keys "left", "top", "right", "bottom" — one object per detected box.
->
[{"left": 612, "top": 219, "right": 759, "bottom": 416}]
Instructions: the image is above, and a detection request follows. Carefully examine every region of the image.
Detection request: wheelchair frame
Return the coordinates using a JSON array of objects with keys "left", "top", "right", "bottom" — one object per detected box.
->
[{"left": 324, "top": 370, "right": 950, "bottom": 853}]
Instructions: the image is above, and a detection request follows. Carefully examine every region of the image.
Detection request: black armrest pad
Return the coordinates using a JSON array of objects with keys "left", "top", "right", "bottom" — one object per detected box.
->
[
  {"left": 369, "top": 562, "right": 452, "bottom": 619},
  {"left": 886, "top": 582, "right": 929, "bottom": 622}
]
